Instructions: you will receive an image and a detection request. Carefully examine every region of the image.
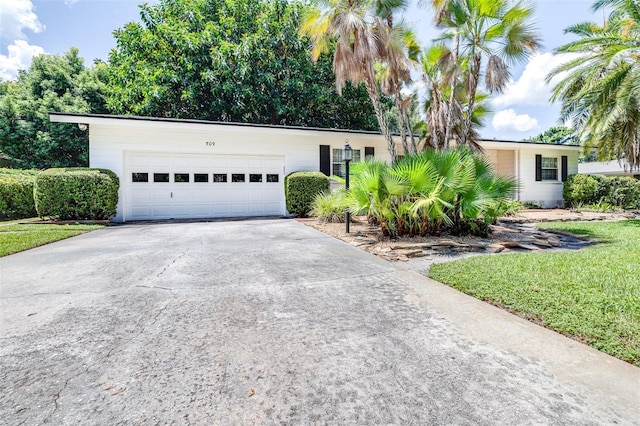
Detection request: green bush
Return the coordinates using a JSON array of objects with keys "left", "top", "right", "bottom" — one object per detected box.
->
[
  {"left": 285, "top": 171, "right": 330, "bottom": 217},
  {"left": 563, "top": 174, "right": 610, "bottom": 207},
  {"left": 605, "top": 176, "right": 640, "bottom": 209},
  {"left": 310, "top": 190, "right": 348, "bottom": 223},
  {"left": 0, "top": 169, "right": 39, "bottom": 219},
  {"left": 483, "top": 198, "right": 523, "bottom": 223},
  {"left": 34, "top": 168, "right": 119, "bottom": 220}
]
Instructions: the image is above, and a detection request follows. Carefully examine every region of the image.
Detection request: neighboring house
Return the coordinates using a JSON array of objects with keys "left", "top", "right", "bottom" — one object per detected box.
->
[
  {"left": 578, "top": 160, "right": 640, "bottom": 178},
  {"left": 49, "top": 113, "right": 579, "bottom": 221}
]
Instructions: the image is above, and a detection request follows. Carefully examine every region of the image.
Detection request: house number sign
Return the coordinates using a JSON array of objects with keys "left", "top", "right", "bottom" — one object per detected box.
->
[{"left": 205, "top": 141, "right": 216, "bottom": 147}]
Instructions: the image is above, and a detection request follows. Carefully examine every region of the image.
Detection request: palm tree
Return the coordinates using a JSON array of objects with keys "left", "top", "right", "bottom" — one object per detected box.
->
[
  {"left": 347, "top": 148, "right": 516, "bottom": 237},
  {"left": 301, "top": 0, "right": 399, "bottom": 161},
  {"left": 430, "top": 0, "right": 541, "bottom": 148},
  {"left": 417, "top": 44, "right": 489, "bottom": 151},
  {"left": 547, "top": 0, "right": 640, "bottom": 170},
  {"left": 372, "top": 0, "right": 422, "bottom": 155}
]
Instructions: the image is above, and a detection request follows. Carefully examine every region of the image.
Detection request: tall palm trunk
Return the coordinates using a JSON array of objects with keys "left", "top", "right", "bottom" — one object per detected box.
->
[
  {"left": 365, "top": 77, "right": 397, "bottom": 162},
  {"left": 443, "top": 33, "right": 459, "bottom": 150},
  {"left": 461, "top": 54, "right": 481, "bottom": 147},
  {"left": 396, "top": 96, "right": 409, "bottom": 155}
]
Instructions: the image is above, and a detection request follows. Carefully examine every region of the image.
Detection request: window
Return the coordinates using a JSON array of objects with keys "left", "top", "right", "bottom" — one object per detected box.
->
[
  {"left": 232, "top": 173, "right": 245, "bottom": 182},
  {"left": 266, "top": 174, "right": 279, "bottom": 183},
  {"left": 213, "top": 173, "right": 227, "bottom": 183},
  {"left": 332, "top": 148, "right": 361, "bottom": 178},
  {"left": 132, "top": 173, "right": 148, "bottom": 183},
  {"left": 154, "top": 173, "right": 170, "bottom": 183},
  {"left": 194, "top": 173, "right": 209, "bottom": 183},
  {"left": 541, "top": 157, "right": 558, "bottom": 181},
  {"left": 174, "top": 173, "right": 189, "bottom": 183},
  {"left": 249, "top": 174, "right": 262, "bottom": 183}
]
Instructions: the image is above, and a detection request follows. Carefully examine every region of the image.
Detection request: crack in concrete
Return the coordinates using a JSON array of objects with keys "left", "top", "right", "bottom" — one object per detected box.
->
[
  {"left": 43, "top": 289, "right": 179, "bottom": 423},
  {"left": 156, "top": 249, "right": 189, "bottom": 278}
]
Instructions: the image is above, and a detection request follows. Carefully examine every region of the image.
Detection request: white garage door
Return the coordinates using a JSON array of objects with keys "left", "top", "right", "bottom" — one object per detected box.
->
[{"left": 124, "top": 152, "right": 285, "bottom": 221}]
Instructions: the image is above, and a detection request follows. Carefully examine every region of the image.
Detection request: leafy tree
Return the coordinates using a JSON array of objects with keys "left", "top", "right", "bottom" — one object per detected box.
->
[
  {"left": 429, "top": 0, "right": 540, "bottom": 149},
  {"left": 547, "top": 0, "right": 640, "bottom": 170},
  {"left": 523, "top": 126, "right": 579, "bottom": 145},
  {"left": 107, "top": 0, "right": 379, "bottom": 131},
  {"left": 0, "top": 48, "right": 107, "bottom": 169}
]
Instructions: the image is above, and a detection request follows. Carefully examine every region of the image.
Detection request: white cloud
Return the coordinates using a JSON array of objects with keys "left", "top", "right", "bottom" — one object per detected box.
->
[
  {"left": 492, "top": 52, "right": 579, "bottom": 108},
  {"left": 64, "top": 0, "right": 79, "bottom": 5},
  {"left": 492, "top": 109, "right": 539, "bottom": 133},
  {"left": 0, "top": 0, "right": 45, "bottom": 39},
  {"left": 0, "top": 40, "right": 44, "bottom": 81}
]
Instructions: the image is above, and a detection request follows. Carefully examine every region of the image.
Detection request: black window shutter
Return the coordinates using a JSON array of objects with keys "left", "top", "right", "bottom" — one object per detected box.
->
[
  {"left": 561, "top": 155, "right": 568, "bottom": 182},
  {"left": 319, "top": 145, "right": 330, "bottom": 176},
  {"left": 365, "top": 146, "right": 374, "bottom": 159},
  {"left": 535, "top": 154, "right": 542, "bottom": 181}
]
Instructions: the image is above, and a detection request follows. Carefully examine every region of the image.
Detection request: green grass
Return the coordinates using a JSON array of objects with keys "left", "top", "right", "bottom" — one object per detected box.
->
[
  {"left": 0, "top": 222, "right": 104, "bottom": 257},
  {"left": 429, "top": 220, "right": 640, "bottom": 365}
]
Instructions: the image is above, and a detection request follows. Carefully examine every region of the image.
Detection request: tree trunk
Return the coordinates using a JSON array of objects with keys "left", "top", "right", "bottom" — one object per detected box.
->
[
  {"left": 395, "top": 95, "right": 409, "bottom": 156},
  {"left": 443, "top": 33, "right": 460, "bottom": 151},
  {"left": 365, "top": 77, "right": 397, "bottom": 162},
  {"left": 462, "top": 54, "right": 482, "bottom": 147},
  {"left": 404, "top": 108, "right": 418, "bottom": 154}
]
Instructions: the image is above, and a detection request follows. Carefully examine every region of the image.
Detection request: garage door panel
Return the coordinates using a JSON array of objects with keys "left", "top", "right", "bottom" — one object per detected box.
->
[{"left": 126, "top": 153, "right": 284, "bottom": 221}]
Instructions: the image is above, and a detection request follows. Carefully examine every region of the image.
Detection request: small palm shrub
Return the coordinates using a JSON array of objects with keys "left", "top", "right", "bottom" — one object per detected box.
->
[
  {"left": 347, "top": 148, "right": 517, "bottom": 237},
  {"left": 310, "top": 190, "right": 348, "bottom": 223}
]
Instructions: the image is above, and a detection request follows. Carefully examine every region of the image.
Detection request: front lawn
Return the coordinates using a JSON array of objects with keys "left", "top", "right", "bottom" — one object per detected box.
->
[
  {"left": 429, "top": 220, "right": 640, "bottom": 365},
  {"left": 0, "top": 222, "right": 104, "bottom": 257}
]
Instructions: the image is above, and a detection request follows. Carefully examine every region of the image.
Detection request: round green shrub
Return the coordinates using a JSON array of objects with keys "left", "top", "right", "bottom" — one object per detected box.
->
[
  {"left": 34, "top": 168, "right": 119, "bottom": 220},
  {"left": 563, "top": 174, "right": 609, "bottom": 207},
  {"left": 606, "top": 176, "right": 640, "bottom": 209},
  {"left": 285, "top": 171, "right": 330, "bottom": 217},
  {"left": 0, "top": 170, "right": 38, "bottom": 219}
]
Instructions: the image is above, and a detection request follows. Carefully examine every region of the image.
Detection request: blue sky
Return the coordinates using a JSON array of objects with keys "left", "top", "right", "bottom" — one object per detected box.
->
[{"left": 1, "top": 0, "right": 600, "bottom": 140}]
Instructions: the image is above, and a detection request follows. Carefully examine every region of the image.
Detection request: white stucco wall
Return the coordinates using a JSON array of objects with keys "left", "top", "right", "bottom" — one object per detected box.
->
[
  {"left": 50, "top": 114, "right": 581, "bottom": 217},
  {"left": 61, "top": 116, "right": 392, "bottom": 221},
  {"left": 482, "top": 141, "right": 580, "bottom": 208}
]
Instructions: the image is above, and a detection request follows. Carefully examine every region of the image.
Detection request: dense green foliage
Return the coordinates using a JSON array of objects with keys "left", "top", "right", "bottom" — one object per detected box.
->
[
  {"left": 285, "top": 171, "right": 330, "bottom": 217},
  {"left": 34, "top": 168, "right": 119, "bottom": 220},
  {"left": 563, "top": 174, "right": 610, "bottom": 207},
  {"left": 564, "top": 174, "right": 640, "bottom": 209},
  {"left": 548, "top": 0, "right": 640, "bottom": 170},
  {"left": 523, "top": 126, "right": 579, "bottom": 145},
  {"left": 0, "top": 48, "right": 108, "bottom": 169},
  {"left": 429, "top": 220, "right": 640, "bottom": 365},
  {"left": 310, "top": 190, "right": 349, "bottom": 223},
  {"left": 0, "top": 222, "right": 103, "bottom": 257},
  {"left": 0, "top": 169, "right": 39, "bottom": 219},
  {"left": 347, "top": 148, "right": 516, "bottom": 237},
  {"left": 107, "top": 0, "right": 378, "bottom": 130}
]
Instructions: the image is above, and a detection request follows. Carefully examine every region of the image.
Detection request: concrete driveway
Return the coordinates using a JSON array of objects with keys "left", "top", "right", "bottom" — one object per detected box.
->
[{"left": 1, "top": 219, "right": 638, "bottom": 425}]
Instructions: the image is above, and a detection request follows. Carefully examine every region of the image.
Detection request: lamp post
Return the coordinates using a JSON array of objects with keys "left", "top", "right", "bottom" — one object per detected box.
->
[{"left": 343, "top": 141, "right": 353, "bottom": 233}]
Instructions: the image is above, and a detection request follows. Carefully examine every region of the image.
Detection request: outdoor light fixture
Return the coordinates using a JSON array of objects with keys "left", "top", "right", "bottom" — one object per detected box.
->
[{"left": 343, "top": 140, "right": 352, "bottom": 233}]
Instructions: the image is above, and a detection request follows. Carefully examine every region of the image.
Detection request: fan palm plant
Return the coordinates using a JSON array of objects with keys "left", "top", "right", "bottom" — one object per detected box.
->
[
  {"left": 346, "top": 148, "right": 516, "bottom": 237},
  {"left": 547, "top": 0, "right": 640, "bottom": 170}
]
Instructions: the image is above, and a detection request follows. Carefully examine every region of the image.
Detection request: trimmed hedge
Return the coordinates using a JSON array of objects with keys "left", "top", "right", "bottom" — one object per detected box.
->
[
  {"left": 285, "top": 171, "right": 330, "bottom": 217},
  {"left": 564, "top": 174, "right": 640, "bottom": 209},
  {"left": 34, "top": 168, "right": 119, "bottom": 220},
  {"left": 0, "top": 169, "right": 39, "bottom": 219}
]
